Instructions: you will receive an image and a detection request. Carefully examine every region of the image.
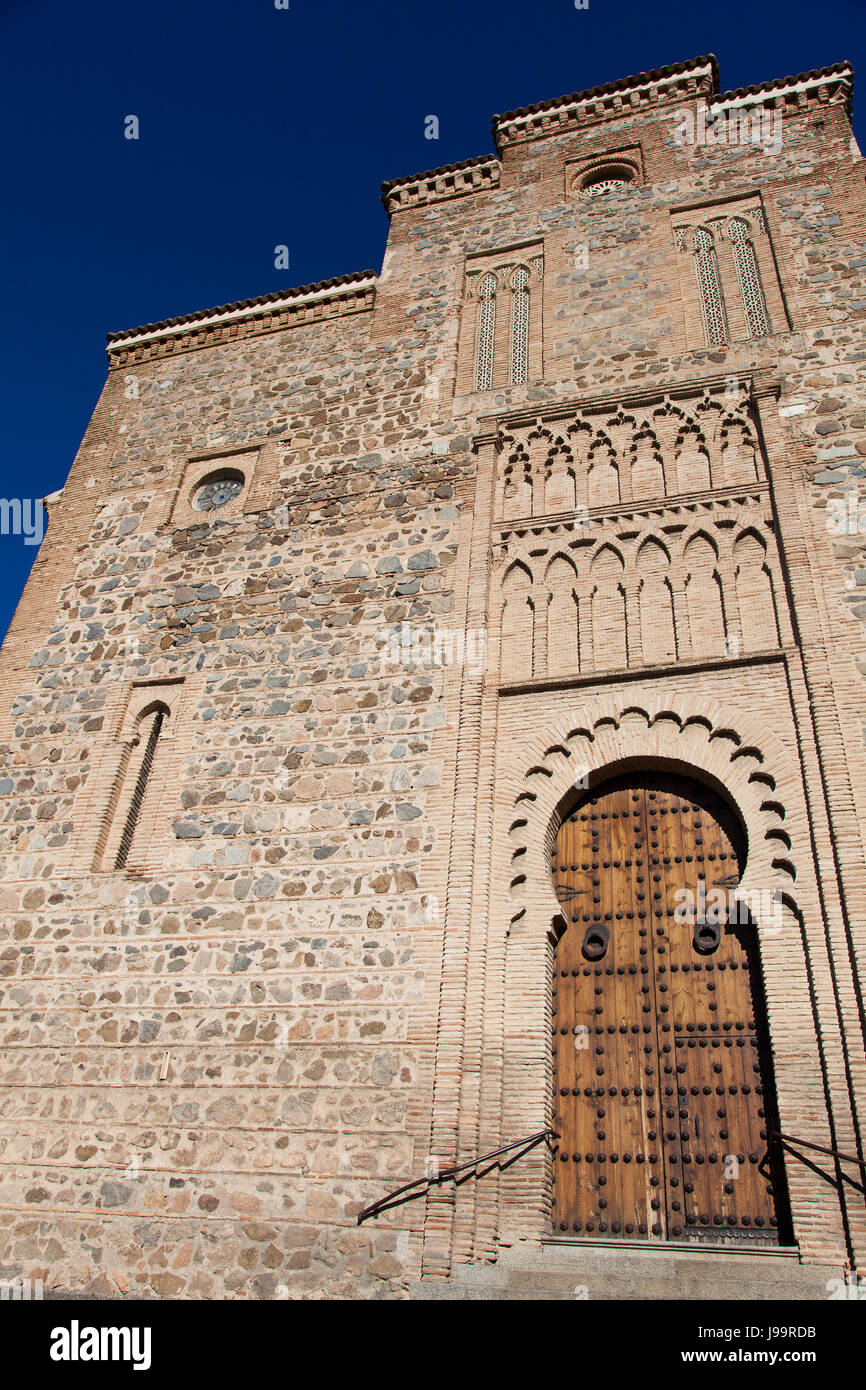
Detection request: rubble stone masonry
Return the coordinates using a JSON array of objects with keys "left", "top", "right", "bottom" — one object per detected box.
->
[{"left": 1, "top": 54, "right": 865, "bottom": 1297}]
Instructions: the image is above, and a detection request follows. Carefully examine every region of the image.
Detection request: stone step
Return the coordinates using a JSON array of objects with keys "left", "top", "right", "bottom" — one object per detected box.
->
[{"left": 412, "top": 1244, "right": 845, "bottom": 1301}]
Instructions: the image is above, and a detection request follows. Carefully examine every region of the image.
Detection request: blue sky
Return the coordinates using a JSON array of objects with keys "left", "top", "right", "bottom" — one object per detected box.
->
[{"left": 1, "top": 0, "right": 864, "bottom": 642}]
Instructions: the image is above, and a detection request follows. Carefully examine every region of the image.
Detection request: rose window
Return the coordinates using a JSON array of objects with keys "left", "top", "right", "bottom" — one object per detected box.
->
[{"left": 192, "top": 469, "right": 245, "bottom": 512}]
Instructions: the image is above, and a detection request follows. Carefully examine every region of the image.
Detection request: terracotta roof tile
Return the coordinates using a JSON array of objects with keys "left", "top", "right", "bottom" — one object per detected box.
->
[
  {"left": 491, "top": 55, "right": 721, "bottom": 128},
  {"left": 716, "top": 60, "right": 854, "bottom": 115},
  {"left": 380, "top": 154, "right": 498, "bottom": 196},
  {"left": 106, "top": 270, "right": 378, "bottom": 344}
]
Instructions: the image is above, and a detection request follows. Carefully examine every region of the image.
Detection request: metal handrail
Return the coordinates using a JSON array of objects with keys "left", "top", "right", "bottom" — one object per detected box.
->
[
  {"left": 770, "top": 1130, "right": 866, "bottom": 1179},
  {"left": 357, "top": 1127, "right": 559, "bottom": 1225}
]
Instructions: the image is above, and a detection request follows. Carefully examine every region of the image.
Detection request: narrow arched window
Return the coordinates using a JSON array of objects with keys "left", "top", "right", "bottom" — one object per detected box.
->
[
  {"left": 115, "top": 704, "right": 168, "bottom": 869},
  {"left": 509, "top": 265, "right": 530, "bottom": 385},
  {"left": 474, "top": 273, "right": 497, "bottom": 391},
  {"left": 693, "top": 227, "right": 729, "bottom": 347},
  {"left": 728, "top": 217, "right": 770, "bottom": 338}
]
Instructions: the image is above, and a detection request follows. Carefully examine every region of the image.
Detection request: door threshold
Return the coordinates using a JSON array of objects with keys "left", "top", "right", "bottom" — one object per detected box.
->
[{"left": 543, "top": 1236, "right": 800, "bottom": 1258}]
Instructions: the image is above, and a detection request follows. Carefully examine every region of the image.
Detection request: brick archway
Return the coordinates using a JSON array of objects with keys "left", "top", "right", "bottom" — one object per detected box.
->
[
  {"left": 505, "top": 696, "right": 805, "bottom": 945},
  {"left": 492, "top": 695, "right": 846, "bottom": 1260}
]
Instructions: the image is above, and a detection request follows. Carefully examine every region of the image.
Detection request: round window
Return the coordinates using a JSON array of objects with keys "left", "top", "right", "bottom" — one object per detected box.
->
[
  {"left": 579, "top": 164, "right": 637, "bottom": 197},
  {"left": 192, "top": 469, "right": 245, "bottom": 512}
]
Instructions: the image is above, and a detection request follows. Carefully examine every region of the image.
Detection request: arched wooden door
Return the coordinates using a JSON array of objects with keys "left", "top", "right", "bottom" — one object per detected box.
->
[{"left": 550, "top": 770, "right": 790, "bottom": 1244}]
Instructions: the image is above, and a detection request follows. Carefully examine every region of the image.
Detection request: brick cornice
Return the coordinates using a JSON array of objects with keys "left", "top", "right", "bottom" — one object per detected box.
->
[
  {"left": 491, "top": 59, "right": 853, "bottom": 153},
  {"left": 713, "top": 62, "right": 853, "bottom": 120},
  {"left": 491, "top": 482, "right": 772, "bottom": 539},
  {"left": 380, "top": 155, "right": 501, "bottom": 217},
  {"left": 106, "top": 273, "right": 377, "bottom": 367},
  {"left": 492, "top": 58, "right": 718, "bottom": 152},
  {"left": 496, "top": 645, "right": 791, "bottom": 697}
]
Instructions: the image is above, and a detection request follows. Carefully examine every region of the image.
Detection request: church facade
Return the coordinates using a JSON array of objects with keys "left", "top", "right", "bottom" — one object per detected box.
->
[{"left": 1, "top": 55, "right": 865, "bottom": 1299}]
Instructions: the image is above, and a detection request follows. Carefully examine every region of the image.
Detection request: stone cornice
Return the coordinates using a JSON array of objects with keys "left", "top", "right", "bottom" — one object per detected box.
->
[{"left": 380, "top": 155, "right": 501, "bottom": 216}]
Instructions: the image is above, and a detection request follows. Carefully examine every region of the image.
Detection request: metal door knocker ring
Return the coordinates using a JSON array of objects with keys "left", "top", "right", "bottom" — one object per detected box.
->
[
  {"left": 693, "top": 916, "right": 722, "bottom": 954},
  {"left": 582, "top": 924, "right": 610, "bottom": 961}
]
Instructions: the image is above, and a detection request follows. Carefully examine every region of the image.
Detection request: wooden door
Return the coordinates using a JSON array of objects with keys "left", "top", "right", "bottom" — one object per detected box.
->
[{"left": 550, "top": 770, "right": 789, "bottom": 1244}]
